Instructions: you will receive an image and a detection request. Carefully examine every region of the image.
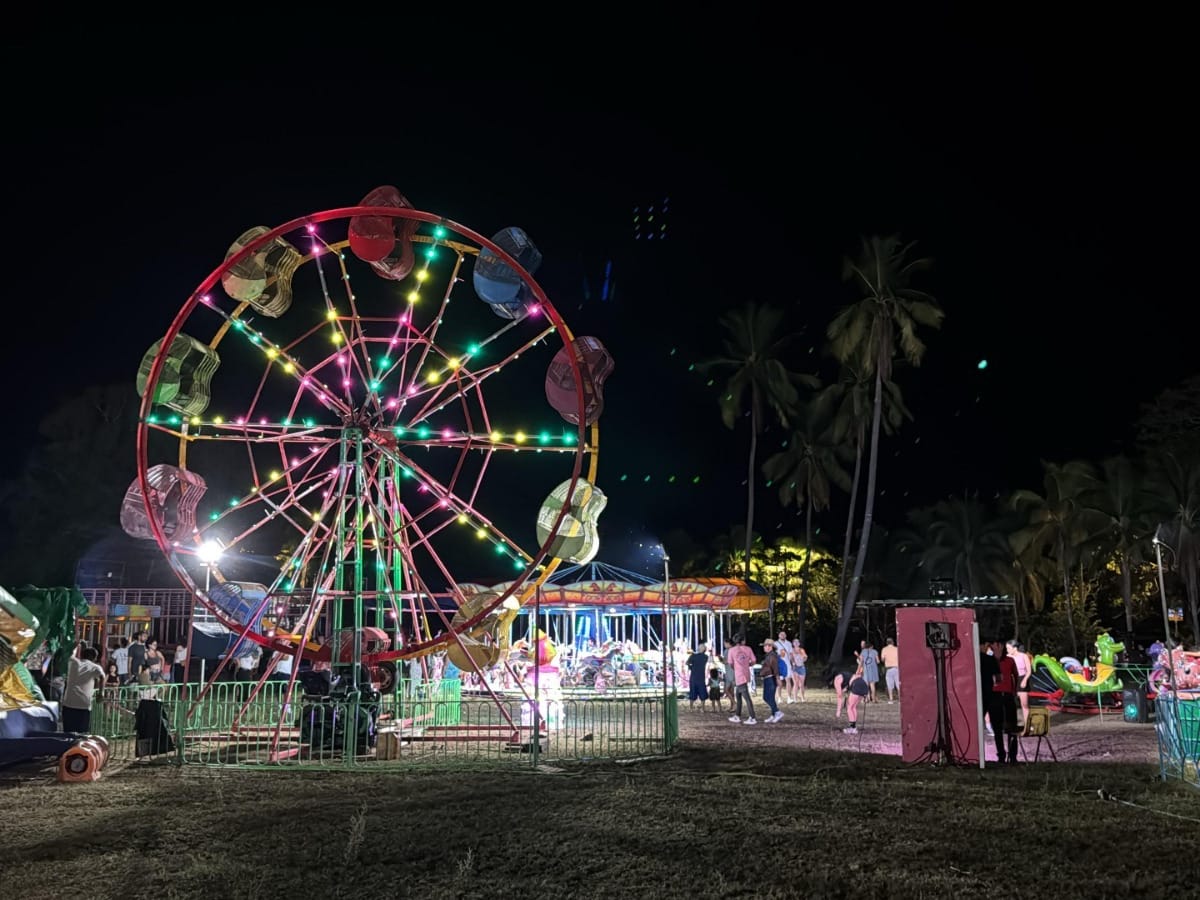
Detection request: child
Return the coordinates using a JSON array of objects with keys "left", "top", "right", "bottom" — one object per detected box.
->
[{"left": 708, "top": 667, "right": 723, "bottom": 712}]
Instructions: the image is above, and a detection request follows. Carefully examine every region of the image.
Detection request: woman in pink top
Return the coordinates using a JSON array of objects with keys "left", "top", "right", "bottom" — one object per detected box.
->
[{"left": 1007, "top": 639, "right": 1033, "bottom": 724}]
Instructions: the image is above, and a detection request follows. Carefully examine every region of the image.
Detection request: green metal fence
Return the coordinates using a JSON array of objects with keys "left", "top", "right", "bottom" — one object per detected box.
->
[{"left": 90, "top": 679, "right": 678, "bottom": 770}]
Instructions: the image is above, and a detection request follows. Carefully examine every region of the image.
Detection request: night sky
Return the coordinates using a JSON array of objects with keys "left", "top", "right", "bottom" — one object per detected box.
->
[{"left": 4, "top": 18, "right": 1195, "bottom": 578}]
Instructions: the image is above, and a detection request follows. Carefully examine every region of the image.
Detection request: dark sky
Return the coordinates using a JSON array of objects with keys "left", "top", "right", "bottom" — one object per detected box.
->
[{"left": 4, "top": 16, "right": 1195, "bottom": 576}]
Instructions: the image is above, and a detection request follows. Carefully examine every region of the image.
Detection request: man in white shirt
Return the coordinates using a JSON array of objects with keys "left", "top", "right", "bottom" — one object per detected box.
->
[
  {"left": 62, "top": 645, "right": 106, "bottom": 733},
  {"left": 270, "top": 650, "right": 294, "bottom": 680},
  {"left": 112, "top": 638, "right": 130, "bottom": 683},
  {"left": 172, "top": 642, "right": 188, "bottom": 684}
]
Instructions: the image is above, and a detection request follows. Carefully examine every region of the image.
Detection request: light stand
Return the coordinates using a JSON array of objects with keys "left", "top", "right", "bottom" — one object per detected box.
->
[
  {"left": 194, "top": 540, "right": 224, "bottom": 690},
  {"left": 925, "top": 621, "right": 956, "bottom": 765},
  {"left": 661, "top": 549, "right": 671, "bottom": 752}
]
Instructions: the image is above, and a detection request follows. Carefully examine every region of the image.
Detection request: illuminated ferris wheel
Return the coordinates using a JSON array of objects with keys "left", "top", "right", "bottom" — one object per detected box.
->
[{"left": 120, "top": 186, "right": 614, "bottom": 688}]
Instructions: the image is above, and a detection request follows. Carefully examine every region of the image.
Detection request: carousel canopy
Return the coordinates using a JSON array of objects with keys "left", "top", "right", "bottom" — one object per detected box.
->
[{"left": 459, "top": 562, "right": 769, "bottom": 614}]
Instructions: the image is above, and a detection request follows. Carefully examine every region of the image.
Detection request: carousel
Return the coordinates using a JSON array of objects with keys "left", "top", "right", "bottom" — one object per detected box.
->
[{"left": 455, "top": 562, "right": 770, "bottom": 693}]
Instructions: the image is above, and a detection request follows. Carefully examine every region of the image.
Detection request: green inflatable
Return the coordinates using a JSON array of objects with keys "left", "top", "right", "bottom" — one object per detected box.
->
[{"left": 1032, "top": 632, "right": 1124, "bottom": 694}]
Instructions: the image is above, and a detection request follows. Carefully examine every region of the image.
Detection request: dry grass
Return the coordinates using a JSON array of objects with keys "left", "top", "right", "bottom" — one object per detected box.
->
[{"left": 1, "top": 694, "right": 1196, "bottom": 899}]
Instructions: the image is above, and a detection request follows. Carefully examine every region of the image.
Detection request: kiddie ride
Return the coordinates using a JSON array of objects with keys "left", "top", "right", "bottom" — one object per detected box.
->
[
  {"left": 1030, "top": 632, "right": 1125, "bottom": 714},
  {"left": 0, "top": 587, "right": 111, "bottom": 782}
]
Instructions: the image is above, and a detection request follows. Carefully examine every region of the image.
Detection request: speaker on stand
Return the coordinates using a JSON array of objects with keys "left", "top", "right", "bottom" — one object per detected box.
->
[{"left": 1123, "top": 683, "right": 1149, "bottom": 723}]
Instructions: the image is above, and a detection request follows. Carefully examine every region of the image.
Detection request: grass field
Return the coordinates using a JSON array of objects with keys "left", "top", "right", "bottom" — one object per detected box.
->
[{"left": 2, "top": 693, "right": 1197, "bottom": 899}]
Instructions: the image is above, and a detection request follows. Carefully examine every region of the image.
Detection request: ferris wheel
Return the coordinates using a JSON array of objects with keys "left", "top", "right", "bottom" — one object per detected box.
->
[{"left": 120, "top": 187, "right": 614, "bottom": 690}]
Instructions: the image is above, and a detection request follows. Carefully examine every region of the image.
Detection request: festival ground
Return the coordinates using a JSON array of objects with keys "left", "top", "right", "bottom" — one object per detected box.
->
[
  {"left": 675, "top": 687, "right": 1163, "bottom": 764},
  {"left": 3, "top": 687, "right": 1195, "bottom": 900}
]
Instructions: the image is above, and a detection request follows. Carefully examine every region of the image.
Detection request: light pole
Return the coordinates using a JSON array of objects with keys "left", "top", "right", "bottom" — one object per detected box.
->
[
  {"left": 661, "top": 546, "right": 672, "bottom": 752},
  {"left": 194, "top": 539, "right": 224, "bottom": 687}
]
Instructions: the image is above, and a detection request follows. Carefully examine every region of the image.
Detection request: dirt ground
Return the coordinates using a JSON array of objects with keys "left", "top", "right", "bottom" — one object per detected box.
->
[
  {"left": 675, "top": 686, "right": 1162, "bottom": 765},
  {"left": 1, "top": 687, "right": 1194, "bottom": 900}
]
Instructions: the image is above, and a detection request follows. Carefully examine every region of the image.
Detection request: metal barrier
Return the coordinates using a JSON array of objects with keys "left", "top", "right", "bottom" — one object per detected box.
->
[
  {"left": 1155, "top": 694, "right": 1200, "bottom": 788},
  {"left": 90, "top": 679, "right": 678, "bottom": 770}
]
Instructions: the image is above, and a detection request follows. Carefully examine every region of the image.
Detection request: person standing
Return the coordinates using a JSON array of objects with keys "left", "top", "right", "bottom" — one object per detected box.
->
[
  {"left": 775, "top": 630, "right": 794, "bottom": 703},
  {"left": 707, "top": 665, "right": 724, "bottom": 712},
  {"left": 991, "top": 641, "right": 1020, "bottom": 764},
  {"left": 1007, "top": 639, "right": 1032, "bottom": 725},
  {"left": 172, "top": 641, "right": 187, "bottom": 684},
  {"left": 144, "top": 640, "right": 166, "bottom": 684},
  {"left": 686, "top": 645, "right": 710, "bottom": 710},
  {"left": 61, "top": 645, "right": 106, "bottom": 733},
  {"left": 759, "top": 639, "right": 783, "bottom": 723},
  {"left": 112, "top": 638, "right": 130, "bottom": 685},
  {"left": 880, "top": 637, "right": 900, "bottom": 703},
  {"left": 979, "top": 639, "right": 999, "bottom": 738},
  {"left": 126, "top": 631, "right": 147, "bottom": 686},
  {"left": 860, "top": 641, "right": 881, "bottom": 703},
  {"left": 790, "top": 642, "right": 808, "bottom": 702},
  {"left": 725, "top": 635, "right": 758, "bottom": 725}
]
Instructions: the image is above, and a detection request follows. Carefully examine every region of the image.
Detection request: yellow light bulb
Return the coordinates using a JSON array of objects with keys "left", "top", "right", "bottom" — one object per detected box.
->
[
  {"left": 283, "top": 362, "right": 295, "bottom": 373},
  {"left": 332, "top": 332, "right": 343, "bottom": 344},
  {"left": 190, "top": 416, "right": 201, "bottom": 425},
  {"left": 515, "top": 431, "right": 527, "bottom": 443},
  {"left": 311, "top": 511, "right": 321, "bottom": 521},
  {"left": 427, "top": 370, "right": 440, "bottom": 384},
  {"left": 269, "top": 470, "right": 281, "bottom": 480},
  {"left": 447, "top": 358, "right": 460, "bottom": 370},
  {"left": 266, "top": 347, "right": 278, "bottom": 359},
  {"left": 476, "top": 528, "right": 487, "bottom": 539},
  {"left": 457, "top": 514, "right": 468, "bottom": 524},
  {"left": 489, "top": 431, "right": 502, "bottom": 442},
  {"left": 326, "top": 308, "right": 337, "bottom": 321},
  {"left": 213, "top": 416, "right": 224, "bottom": 424},
  {"left": 407, "top": 291, "right": 419, "bottom": 303},
  {"left": 416, "top": 270, "right": 428, "bottom": 282}
]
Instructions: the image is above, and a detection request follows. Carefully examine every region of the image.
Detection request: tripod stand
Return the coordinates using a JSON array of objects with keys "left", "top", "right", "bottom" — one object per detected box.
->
[{"left": 927, "top": 646, "right": 956, "bottom": 765}]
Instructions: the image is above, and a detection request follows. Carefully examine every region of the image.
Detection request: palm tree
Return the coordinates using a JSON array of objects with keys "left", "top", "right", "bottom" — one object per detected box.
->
[
  {"left": 762, "top": 389, "right": 852, "bottom": 642},
  {"left": 920, "top": 495, "right": 1014, "bottom": 597},
  {"left": 701, "top": 303, "right": 813, "bottom": 580},
  {"left": 827, "top": 363, "right": 911, "bottom": 611},
  {"left": 825, "top": 236, "right": 943, "bottom": 662},
  {"left": 1147, "top": 450, "right": 1200, "bottom": 645},
  {"left": 1078, "top": 456, "right": 1158, "bottom": 635},
  {"left": 1010, "top": 461, "right": 1107, "bottom": 658}
]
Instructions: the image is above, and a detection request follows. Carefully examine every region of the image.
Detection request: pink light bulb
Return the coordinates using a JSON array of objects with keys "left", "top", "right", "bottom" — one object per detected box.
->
[
  {"left": 390, "top": 338, "right": 398, "bottom": 346},
  {"left": 408, "top": 386, "right": 418, "bottom": 395},
  {"left": 439, "top": 499, "right": 449, "bottom": 508},
  {"left": 387, "top": 398, "right": 398, "bottom": 409},
  {"left": 418, "top": 484, "right": 429, "bottom": 493},
  {"left": 305, "top": 223, "right": 316, "bottom": 233},
  {"left": 260, "top": 417, "right": 268, "bottom": 425},
  {"left": 235, "top": 417, "right": 246, "bottom": 426},
  {"left": 442, "top": 429, "right": 452, "bottom": 440},
  {"left": 342, "top": 378, "right": 351, "bottom": 388},
  {"left": 528, "top": 303, "right": 542, "bottom": 316}
]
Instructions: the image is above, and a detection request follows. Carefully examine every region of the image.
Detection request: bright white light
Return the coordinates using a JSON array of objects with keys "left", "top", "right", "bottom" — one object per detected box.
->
[{"left": 197, "top": 539, "right": 224, "bottom": 564}]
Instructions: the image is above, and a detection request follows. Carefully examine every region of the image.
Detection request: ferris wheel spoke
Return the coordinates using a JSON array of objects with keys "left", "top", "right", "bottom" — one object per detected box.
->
[
  {"left": 401, "top": 324, "right": 556, "bottom": 428},
  {"left": 363, "top": 437, "right": 497, "bottom": 544}
]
